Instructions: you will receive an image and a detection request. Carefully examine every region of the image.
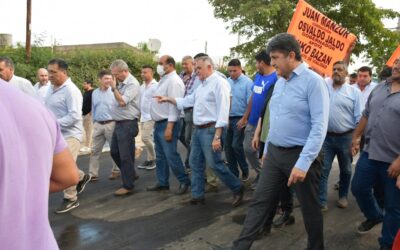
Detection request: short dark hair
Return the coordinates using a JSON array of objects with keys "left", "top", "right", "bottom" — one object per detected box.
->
[
  {"left": 84, "top": 78, "right": 93, "bottom": 85},
  {"left": 357, "top": 66, "right": 372, "bottom": 76},
  {"left": 255, "top": 50, "right": 271, "bottom": 65},
  {"left": 333, "top": 61, "right": 348, "bottom": 71},
  {"left": 194, "top": 53, "right": 208, "bottom": 59},
  {"left": 266, "top": 33, "right": 302, "bottom": 61},
  {"left": 378, "top": 65, "right": 392, "bottom": 81},
  {"left": 0, "top": 56, "right": 14, "bottom": 69},
  {"left": 98, "top": 69, "right": 112, "bottom": 79},
  {"left": 349, "top": 73, "right": 357, "bottom": 78},
  {"left": 228, "top": 59, "right": 241, "bottom": 67},
  {"left": 165, "top": 56, "right": 176, "bottom": 68},
  {"left": 48, "top": 58, "right": 68, "bottom": 71},
  {"left": 142, "top": 65, "right": 154, "bottom": 71}
]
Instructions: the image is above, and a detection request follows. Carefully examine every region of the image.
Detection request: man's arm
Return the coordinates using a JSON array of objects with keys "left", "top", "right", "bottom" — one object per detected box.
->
[
  {"left": 351, "top": 116, "right": 368, "bottom": 156},
  {"left": 58, "top": 89, "right": 82, "bottom": 127},
  {"left": 237, "top": 94, "right": 253, "bottom": 129},
  {"left": 50, "top": 149, "right": 79, "bottom": 192}
]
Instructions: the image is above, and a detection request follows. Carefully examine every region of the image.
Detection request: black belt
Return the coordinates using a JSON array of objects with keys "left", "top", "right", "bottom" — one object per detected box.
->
[
  {"left": 229, "top": 116, "right": 242, "bottom": 119},
  {"left": 96, "top": 120, "right": 114, "bottom": 125},
  {"left": 273, "top": 144, "right": 303, "bottom": 151},
  {"left": 327, "top": 129, "right": 354, "bottom": 137},
  {"left": 115, "top": 119, "right": 137, "bottom": 124},
  {"left": 195, "top": 122, "right": 216, "bottom": 129},
  {"left": 155, "top": 119, "right": 168, "bottom": 124},
  {"left": 184, "top": 108, "right": 193, "bottom": 112}
]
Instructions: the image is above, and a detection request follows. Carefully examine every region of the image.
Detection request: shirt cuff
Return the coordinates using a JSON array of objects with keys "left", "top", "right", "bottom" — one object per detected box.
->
[
  {"left": 176, "top": 97, "right": 184, "bottom": 110},
  {"left": 294, "top": 156, "right": 312, "bottom": 172},
  {"left": 215, "top": 121, "right": 228, "bottom": 128},
  {"left": 167, "top": 115, "right": 179, "bottom": 122}
]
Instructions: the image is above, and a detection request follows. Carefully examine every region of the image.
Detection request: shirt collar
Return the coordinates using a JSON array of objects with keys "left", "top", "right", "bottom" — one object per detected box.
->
[
  {"left": 292, "top": 62, "right": 307, "bottom": 76},
  {"left": 51, "top": 78, "right": 71, "bottom": 93}
]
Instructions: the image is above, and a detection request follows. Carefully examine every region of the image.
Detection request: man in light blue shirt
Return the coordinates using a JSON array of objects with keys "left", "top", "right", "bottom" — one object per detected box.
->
[
  {"left": 319, "top": 61, "right": 362, "bottom": 211},
  {"left": 45, "top": 58, "right": 91, "bottom": 214},
  {"left": 157, "top": 56, "right": 244, "bottom": 207},
  {"left": 232, "top": 33, "right": 329, "bottom": 250},
  {"left": 88, "top": 70, "right": 120, "bottom": 181},
  {"left": 225, "top": 59, "right": 253, "bottom": 181}
]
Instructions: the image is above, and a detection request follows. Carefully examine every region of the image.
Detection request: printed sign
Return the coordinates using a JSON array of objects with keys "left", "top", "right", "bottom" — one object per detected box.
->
[
  {"left": 287, "top": 0, "right": 357, "bottom": 76},
  {"left": 386, "top": 44, "right": 400, "bottom": 67}
]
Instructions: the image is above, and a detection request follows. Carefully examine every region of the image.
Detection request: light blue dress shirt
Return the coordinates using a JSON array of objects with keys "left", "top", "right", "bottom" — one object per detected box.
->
[
  {"left": 228, "top": 74, "right": 253, "bottom": 116},
  {"left": 92, "top": 87, "right": 115, "bottom": 122},
  {"left": 176, "top": 72, "right": 231, "bottom": 128},
  {"left": 265, "top": 63, "right": 329, "bottom": 172},
  {"left": 326, "top": 81, "right": 362, "bottom": 133},
  {"left": 45, "top": 78, "right": 83, "bottom": 141}
]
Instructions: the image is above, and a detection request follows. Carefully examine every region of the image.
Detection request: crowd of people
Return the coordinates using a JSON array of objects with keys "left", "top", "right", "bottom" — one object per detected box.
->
[{"left": 0, "top": 32, "right": 399, "bottom": 250}]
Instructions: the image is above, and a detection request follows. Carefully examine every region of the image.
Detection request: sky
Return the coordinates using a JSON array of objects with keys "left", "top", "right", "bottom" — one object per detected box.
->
[{"left": 0, "top": 0, "right": 399, "bottom": 70}]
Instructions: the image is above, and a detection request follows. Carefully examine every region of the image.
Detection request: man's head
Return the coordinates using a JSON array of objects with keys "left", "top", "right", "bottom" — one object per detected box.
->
[
  {"left": 82, "top": 79, "right": 93, "bottom": 91},
  {"left": 182, "top": 56, "right": 194, "bottom": 75},
  {"left": 357, "top": 66, "right": 372, "bottom": 87},
  {"left": 0, "top": 56, "right": 15, "bottom": 81},
  {"left": 36, "top": 68, "right": 48, "bottom": 85},
  {"left": 195, "top": 56, "right": 214, "bottom": 81},
  {"left": 349, "top": 73, "right": 357, "bottom": 85},
  {"left": 157, "top": 55, "right": 176, "bottom": 76},
  {"left": 255, "top": 49, "right": 272, "bottom": 75},
  {"left": 227, "top": 59, "right": 242, "bottom": 80},
  {"left": 141, "top": 65, "right": 154, "bottom": 83},
  {"left": 378, "top": 65, "right": 392, "bottom": 82},
  {"left": 98, "top": 70, "right": 113, "bottom": 89},
  {"left": 110, "top": 59, "right": 130, "bottom": 82},
  {"left": 266, "top": 33, "right": 302, "bottom": 79},
  {"left": 391, "top": 57, "right": 400, "bottom": 83},
  {"left": 332, "top": 61, "right": 348, "bottom": 85},
  {"left": 47, "top": 58, "right": 69, "bottom": 86},
  {"left": 193, "top": 53, "right": 208, "bottom": 74}
]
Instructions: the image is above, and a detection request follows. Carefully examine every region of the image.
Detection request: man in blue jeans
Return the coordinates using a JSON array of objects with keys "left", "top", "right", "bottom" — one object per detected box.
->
[
  {"left": 225, "top": 59, "right": 253, "bottom": 181},
  {"left": 319, "top": 61, "right": 362, "bottom": 211},
  {"left": 351, "top": 57, "right": 400, "bottom": 250},
  {"left": 148, "top": 55, "right": 190, "bottom": 195},
  {"left": 156, "top": 55, "right": 244, "bottom": 207}
]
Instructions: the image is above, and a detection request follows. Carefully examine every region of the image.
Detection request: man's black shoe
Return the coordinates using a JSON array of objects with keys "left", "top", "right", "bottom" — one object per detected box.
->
[
  {"left": 357, "top": 218, "right": 383, "bottom": 234},
  {"left": 146, "top": 184, "right": 170, "bottom": 191},
  {"left": 190, "top": 197, "right": 205, "bottom": 205},
  {"left": 232, "top": 185, "right": 244, "bottom": 207},
  {"left": 175, "top": 183, "right": 190, "bottom": 195},
  {"left": 76, "top": 174, "right": 91, "bottom": 194},
  {"left": 273, "top": 211, "right": 295, "bottom": 228}
]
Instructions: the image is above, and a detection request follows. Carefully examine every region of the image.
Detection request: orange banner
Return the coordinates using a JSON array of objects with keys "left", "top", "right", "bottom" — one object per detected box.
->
[
  {"left": 287, "top": 0, "right": 357, "bottom": 76},
  {"left": 386, "top": 44, "right": 400, "bottom": 67}
]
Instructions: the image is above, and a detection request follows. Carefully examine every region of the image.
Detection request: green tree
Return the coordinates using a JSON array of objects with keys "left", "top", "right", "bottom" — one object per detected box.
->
[{"left": 209, "top": 0, "right": 400, "bottom": 69}]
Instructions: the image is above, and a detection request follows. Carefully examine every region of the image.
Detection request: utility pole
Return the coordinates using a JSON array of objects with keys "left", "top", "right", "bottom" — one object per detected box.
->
[
  {"left": 205, "top": 41, "right": 208, "bottom": 54},
  {"left": 26, "top": 0, "right": 32, "bottom": 64}
]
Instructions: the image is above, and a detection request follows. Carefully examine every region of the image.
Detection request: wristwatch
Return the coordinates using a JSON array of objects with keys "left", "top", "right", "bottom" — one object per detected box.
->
[
  {"left": 111, "top": 87, "right": 116, "bottom": 92},
  {"left": 214, "top": 135, "right": 221, "bottom": 140}
]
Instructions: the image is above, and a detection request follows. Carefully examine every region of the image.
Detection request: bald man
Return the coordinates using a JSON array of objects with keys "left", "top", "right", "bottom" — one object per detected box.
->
[{"left": 34, "top": 68, "right": 51, "bottom": 101}]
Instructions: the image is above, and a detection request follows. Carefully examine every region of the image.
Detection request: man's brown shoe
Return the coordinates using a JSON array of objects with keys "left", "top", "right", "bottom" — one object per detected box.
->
[
  {"left": 232, "top": 185, "right": 244, "bottom": 207},
  {"left": 109, "top": 172, "right": 120, "bottom": 180},
  {"left": 114, "top": 188, "right": 133, "bottom": 196}
]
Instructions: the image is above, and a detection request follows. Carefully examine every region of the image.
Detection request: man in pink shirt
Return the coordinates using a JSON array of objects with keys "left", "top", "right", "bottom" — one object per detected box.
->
[{"left": 0, "top": 79, "right": 79, "bottom": 249}]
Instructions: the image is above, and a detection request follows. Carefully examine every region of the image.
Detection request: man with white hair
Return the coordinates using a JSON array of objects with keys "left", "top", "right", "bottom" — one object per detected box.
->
[
  {"left": 109, "top": 59, "right": 141, "bottom": 196},
  {"left": 0, "top": 56, "right": 35, "bottom": 96},
  {"left": 156, "top": 55, "right": 244, "bottom": 207}
]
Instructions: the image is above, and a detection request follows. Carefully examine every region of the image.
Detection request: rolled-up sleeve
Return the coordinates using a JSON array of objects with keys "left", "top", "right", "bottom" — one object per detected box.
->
[
  {"left": 176, "top": 91, "right": 195, "bottom": 111},
  {"left": 215, "top": 79, "right": 230, "bottom": 128},
  {"left": 121, "top": 84, "right": 138, "bottom": 106},
  {"left": 295, "top": 78, "right": 329, "bottom": 172}
]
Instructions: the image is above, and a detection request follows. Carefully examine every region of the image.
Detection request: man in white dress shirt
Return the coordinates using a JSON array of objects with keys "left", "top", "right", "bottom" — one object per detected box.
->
[
  {"left": 34, "top": 68, "right": 51, "bottom": 100},
  {"left": 0, "top": 56, "right": 35, "bottom": 96}
]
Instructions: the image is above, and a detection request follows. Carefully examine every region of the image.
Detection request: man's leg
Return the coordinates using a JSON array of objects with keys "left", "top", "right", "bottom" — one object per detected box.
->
[
  {"left": 89, "top": 123, "right": 106, "bottom": 177},
  {"left": 225, "top": 121, "right": 239, "bottom": 177},
  {"left": 104, "top": 122, "right": 119, "bottom": 174},
  {"left": 141, "top": 121, "right": 156, "bottom": 162},
  {"left": 378, "top": 161, "right": 400, "bottom": 249},
  {"left": 231, "top": 117, "right": 249, "bottom": 179},
  {"left": 336, "top": 134, "right": 353, "bottom": 205},
  {"left": 351, "top": 152, "right": 383, "bottom": 221},
  {"left": 83, "top": 113, "right": 93, "bottom": 148},
  {"left": 243, "top": 125, "right": 261, "bottom": 182},
  {"left": 319, "top": 136, "right": 336, "bottom": 208},
  {"left": 184, "top": 110, "right": 194, "bottom": 169},
  {"left": 232, "top": 145, "right": 285, "bottom": 250},
  {"left": 63, "top": 137, "right": 85, "bottom": 201},
  {"left": 152, "top": 121, "right": 170, "bottom": 187},
  {"left": 189, "top": 128, "right": 206, "bottom": 199}
]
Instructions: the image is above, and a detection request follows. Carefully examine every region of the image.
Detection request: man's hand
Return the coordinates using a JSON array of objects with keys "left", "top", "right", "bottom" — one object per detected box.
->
[
  {"left": 287, "top": 167, "right": 307, "bottom": 186},
  {"left": 212, "top": 138, "right": 222, "bottom": 152},
  {"left": 236, "top": 117, "right": 247, "bottom": 129},
  {"left": 164, "top": 128, "right": 173, "bottom": 142},
  {"left": 252, "top": 135, "right": 260, "bottom": 151},
  {"left": 388, "top": 157, "right": 400, "bottom": 178},
  {"left": 154, "top": 96, "right": 169, "bottom": 103},
  {"left": 351, "top": 139, "right": 361, "bottom": 156},
  {"left": 111, "top": 76, "right": 117, "bottom": 89}
]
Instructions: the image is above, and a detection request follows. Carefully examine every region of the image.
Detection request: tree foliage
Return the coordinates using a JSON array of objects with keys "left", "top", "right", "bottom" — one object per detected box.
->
[{"left": 209, "top": 0, "right": 400, "bottom": 69}]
